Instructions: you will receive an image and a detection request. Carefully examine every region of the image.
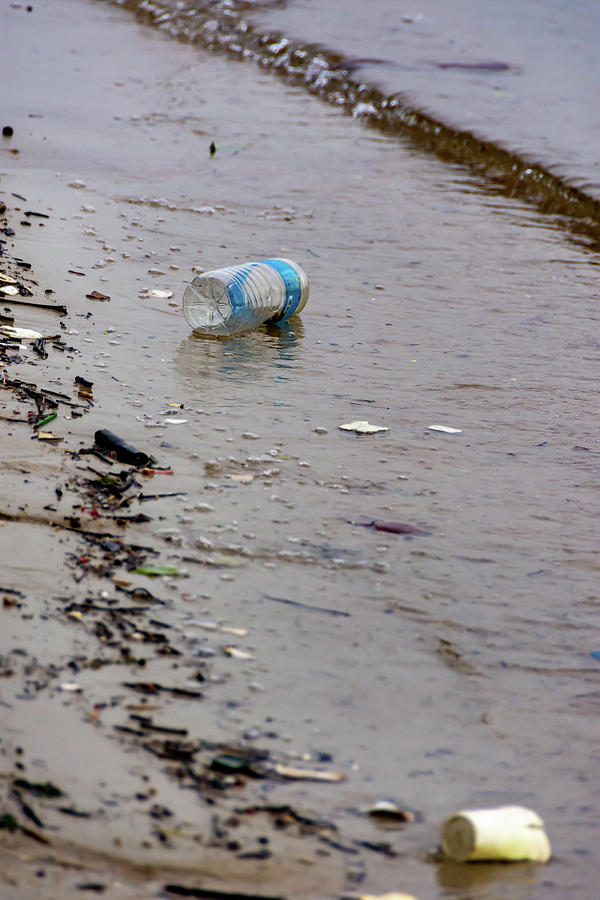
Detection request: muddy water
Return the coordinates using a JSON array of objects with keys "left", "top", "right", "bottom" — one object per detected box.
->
[
  {"left": 247, "top": 0, "right": 600, "bottom": 198},
  {"left": 2, "top": 0, "right": 599, "bottom": 896}
]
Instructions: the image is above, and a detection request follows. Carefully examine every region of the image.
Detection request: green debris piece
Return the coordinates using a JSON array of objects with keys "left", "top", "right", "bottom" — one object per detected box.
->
[
  {"left": 13, "top": 779, "right": 64, "bottom": 798},
  {"left": 34, "top": 412, "right": 57, "bottom": 430},
  {"left": 210, "top": 753, "right": 252, "bottom": 774},
  {"left": 132, "top": 566, "right": 180, "bottom": 577},
  {"left": 206, "top": 554, "right": 244, "bottom": 568},
  {"left": 0, "top": 814, "right": 19, "bottom": 831}
]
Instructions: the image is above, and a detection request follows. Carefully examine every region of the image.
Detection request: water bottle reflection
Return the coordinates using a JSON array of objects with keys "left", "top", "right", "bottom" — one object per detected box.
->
[{"left": 173, "top": 320, "right": 305, "bottom": 394}]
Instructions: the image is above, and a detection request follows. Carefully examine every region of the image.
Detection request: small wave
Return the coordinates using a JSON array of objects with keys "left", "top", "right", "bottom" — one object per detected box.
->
[{"left": 108, "top": 0, "right": 600, "bottom": 248}]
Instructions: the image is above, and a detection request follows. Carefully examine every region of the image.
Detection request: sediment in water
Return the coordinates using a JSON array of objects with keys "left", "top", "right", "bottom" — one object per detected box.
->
[{"left": 109, "top": 0, "right": 600, "bottom": 249}]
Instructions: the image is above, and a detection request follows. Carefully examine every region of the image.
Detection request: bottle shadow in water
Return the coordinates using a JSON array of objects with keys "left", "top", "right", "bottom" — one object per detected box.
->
[
  {"left": 173, "top": 319, "right": 305, "bottom": 396},
  {"left": 436, "top": 858, "right": 543, "bottom": 897}
]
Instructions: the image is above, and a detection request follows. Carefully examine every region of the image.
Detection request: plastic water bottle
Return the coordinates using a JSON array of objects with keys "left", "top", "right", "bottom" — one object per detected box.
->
[{"left": 182, "top": 258, "right": 309, "bottom": 337}]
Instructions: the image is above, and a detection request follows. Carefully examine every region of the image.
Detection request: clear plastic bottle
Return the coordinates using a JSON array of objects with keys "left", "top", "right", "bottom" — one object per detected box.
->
[{"left": 182, "top": 258, "right": 309, "bottom": 337}]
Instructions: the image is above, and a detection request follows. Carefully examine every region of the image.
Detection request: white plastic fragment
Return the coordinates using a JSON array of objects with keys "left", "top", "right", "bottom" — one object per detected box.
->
[
  {"left": 1, "top": 326, "right": 43, "bottom": 340},
  {"left": 360, "top": 894, "right": 418, "bottom": 900},
  {"left": 163, "top": 418, "right": 188, "bottom": 425},
  {"left": 339, "top": 420, "right": 389, "bottom": 434},
  {"left": 221, "top": 626, "right": 248, "bottom": 637},
  {"left": 148, "top": 289, "right": 174, "bottom": 299},
  {"left": 59, "top": 682, "right": 83, "bottom": 692},
  {"left": 0, "top": 284, "right": 19, "bottom": 296},
  {"left": 271, "top": 763, "right": 346, "bottom": 782},
  {"left": 427, "top": 424, "right": 463, "bottom": 434},
  {"left": 441, "top": 805, "right": 551, "bottom": 863},
  {"left": 223, "top": 646, "right": 253, "bottom": 660}
]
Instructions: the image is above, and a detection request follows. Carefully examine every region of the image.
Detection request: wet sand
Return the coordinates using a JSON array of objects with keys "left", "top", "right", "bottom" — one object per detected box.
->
[{"left": 1, "top": 0, "right": 599, "bottom": 898}]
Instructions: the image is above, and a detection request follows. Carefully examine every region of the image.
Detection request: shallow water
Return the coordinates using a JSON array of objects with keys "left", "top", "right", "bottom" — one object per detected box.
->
[
  {"left": 2, "top": 0, "right": 599, "bottom": 896},
  {"left": 248, "top": 0, "right": 600, "bottom": 196}
]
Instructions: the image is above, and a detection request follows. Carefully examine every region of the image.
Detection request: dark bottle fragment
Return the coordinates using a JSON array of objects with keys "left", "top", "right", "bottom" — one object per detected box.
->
[{"left": 94, "top": 428, "right": 151, "bottom": 467}]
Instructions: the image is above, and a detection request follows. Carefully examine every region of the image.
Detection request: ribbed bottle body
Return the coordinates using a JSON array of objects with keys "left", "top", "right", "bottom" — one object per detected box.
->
[{"left": 182, "top": 258, "right": 309, "bottom": 337}]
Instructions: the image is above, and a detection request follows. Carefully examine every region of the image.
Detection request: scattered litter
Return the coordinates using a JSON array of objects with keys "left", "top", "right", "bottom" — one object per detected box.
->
[
  {"left": 358, "top": 894, "right": 418, "bottom": 900},
  {"left": 13, "top": 779, "right": 63, "bottom": 798},
  {"left": 366, "top": 801, "right": 416, "bottom": 822},
  {"left": 75, "top": 375, "right": 93, "bottom": 390},
  {"left": 139, "top": 492, "right": 187, "bottom": 501},
  {"left": 427, "top": 424, "right": 462, "bottom": 434},
  {"left": 86, "top": 290, "right": 111, "bottom": 301},
  {"left": 1, "top": 326, "right": 43, "bottom": 340},
  {"left": 339, "top": 421, "right": 389, "bottom": 434},
  {"left": 264, "top": 594, "right": 350, "bottom": 617},
  {"left": 590, "top": 651, "right": 600, "bottom": 661},
  {"left": 223, "top": 646, "right": 253, "bottom": 660},
  {"left": 36, "top": 432, "right": 62, "bottom": 442},
  {"left": 227, "top": 473, "right": 255, "bottom": 484},
  {"left": 204, "top": 554, "right": 244, "bottom": 568},
  {"left": 123, "top": 682, "right": 202, "bottom": 699},
  {"left": 59, "top": 682, "right": 83, "bottom": 692},
  {"left": 148, "top": 289, "right": 174, "bottom": 299},
  {"left": 221, "top": 626, "right": 248, "bottom": 637},
  {"left": 94, "top": 428, "right": 151, "bottom": 467},
  {"left": 132, "top": 566, "right": 181, "bottom": 577},
  {"left": 164, "top": 885, "right": 284, "bottom": 899},
  {"left": 32, "top": 336, "right": 48, "bottom": 358},
  {"left": 68, "top": 179, "right": 86, "bottom": 188},
  {"left": 163, "top": 417, "right": 187, "bottom": 425},
  {"left": 0, "top": 273, "right": 18, "bottom": 284},
  {"left": 0, "top": 284, "right": 19, "bottom": 296},
  {"left": 0, "top": 297, "right": 67, "bottom": 314},
  {"left": 34, "top": 412, "right": 57, "bottom": 430},
  {"left": 354, "top": 520, "right": 431, "bottom": 536},
  {"left": 441, "top": 805, "right": 551, "bottom": 863},
  {"left": 270, "top": 763, "right": 346, "bottom": 782}
]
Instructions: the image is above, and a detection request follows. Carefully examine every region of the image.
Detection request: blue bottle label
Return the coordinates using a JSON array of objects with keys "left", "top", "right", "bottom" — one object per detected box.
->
[{"left": 261, "top": 259, "right": 302, "bottom": 321}]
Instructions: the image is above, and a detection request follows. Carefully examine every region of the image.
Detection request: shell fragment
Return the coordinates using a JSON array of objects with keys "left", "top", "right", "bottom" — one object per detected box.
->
[
  {"left": 427, "top": 424, "right": 462, "bottom": 434},
  {"left": 339, "top": 420, "right": 389, "bottom": 434},
  {"left": 1, "top": 326, "right": 43, "bottom": 340}
]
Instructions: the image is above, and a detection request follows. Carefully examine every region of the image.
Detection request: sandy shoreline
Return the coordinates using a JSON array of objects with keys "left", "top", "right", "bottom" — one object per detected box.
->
[
  {"left": 0, "top": 116, "right": 346, "bottom": 900},
  {"left": 0, "top": 2, "right": 409, "bottom": 896}
]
